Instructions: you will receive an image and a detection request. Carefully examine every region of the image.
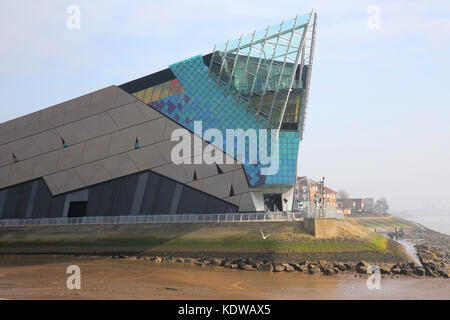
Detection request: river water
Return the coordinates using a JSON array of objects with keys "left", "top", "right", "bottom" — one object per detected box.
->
[
  {"left": 0, "top": 255, "right": 448, "bottom": 300},
  {"left": 406, "top": 214, "right": 450, "bottom": 235}
]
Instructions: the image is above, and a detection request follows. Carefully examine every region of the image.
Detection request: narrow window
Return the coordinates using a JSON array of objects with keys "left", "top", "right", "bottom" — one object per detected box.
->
[
  {"left": 229, "top": 185, "right": 235, "bottom": 197},
  {"left": 135, "top": 137, "right": 140, "bottom": 149}
]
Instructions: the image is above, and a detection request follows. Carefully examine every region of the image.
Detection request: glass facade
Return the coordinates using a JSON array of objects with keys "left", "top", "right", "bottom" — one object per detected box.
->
[{"left": 127, "top": 12, "right": 317, "bottom": 188}]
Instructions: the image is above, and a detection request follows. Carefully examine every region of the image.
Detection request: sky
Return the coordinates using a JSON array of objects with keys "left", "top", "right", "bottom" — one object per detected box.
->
[{"left": 0, "top": 0, "right": 449, "bottom": 211}]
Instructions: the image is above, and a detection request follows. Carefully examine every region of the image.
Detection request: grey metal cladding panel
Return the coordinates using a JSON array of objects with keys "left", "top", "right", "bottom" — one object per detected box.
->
[
  {"left": 0, "top": 165, "right": 10, "bottom": 189},
  {"left": 0, "top": 144, "right": 13, "bottom": 167},
  {"left": 7, "top": 137, "right": 41, "bottom": 161},
  {"left": 164, "top": 119, "right": 182, "bottom": 141},
  {"left": 238, "top": 192, "right": 257, "bottom": 212},
  {"left": 56, "top": 121, "right": 91, "bottom": 145},
  {"left": 134, "top": 100, "right": 163, "bottom": 121},
  {"left": 82, "top": 135, "right": 110, "bottom": 164},
  {"left": 195, "top": 163, "right": 220, "bottom": 180},
  {"left": 200, "top": 171, "right": 234, "bottom": 199},
  {"left": 127, "top": 145, "right": 167, "bottom": 171},
  {"left": 43, "top": 175, "right": 59, "bottom": 195},
  {"left": 108, "top": 102, "right": 145, "bottom": 129},
  {"left": 89, "top": 85, "right": 118, "bottom": 114},
  {"left": 32, "top": 150, "right": 59, "bottom": 179},
  {"left": 39, "top": 103, "right": 65, "bottom": 131},
  {"left": 8, "top": 158, "right": 35, "bottom": 186},
  {"left": 15, "top": 111, "right": 40, "bottom": 140},
  {"left": 82, "top": 135, "right": 110, "bottom": 163},
  {"left": 63, "top": 93, "right": 92, "bottom": 123},
  {"left": 116, "top": 87, "right": 138, "bottom": 106},
  {"left": 137, "top": 118, "right": 166, "bottom": 147},
  {"left": 152, "top": 162, "right": 189, "bottom": 184},
  {"left": 154, "top": 139, "right": 179, "bottom": 163},
  {"left": 82, "top": 112, "right": 118, "bottom": 138},
  {"left": 218, "top": 154, "right": 243, "bottom": 172},
  {"left": 57, "top": 143, "right": 85, "bottom": 171},
  {"left": 75, "top": 161, "right": 111, "bottom": 186},
  {"left": 47, "top": 169, "right": 85, "bottom": 195},
  {"left": 0, "top": 119, "right": 16, "bottom": 145},
  {"left": 108, "top": 126, "right": 138, "bottom": 156},
  {"left": 224, "top": 195, "right": 241, "bottom": 206},
  {"left": 187, "top": 180, "right": 203, "bottom": 192},
  {"left": 101, "top": 153, "right": 138, "bottom": 179},
  {"left": 231, "top": 169, "right": 250, "bottom": 195},
  {"left": 31, "top": 129, "right": 62, "bottom": 154}
]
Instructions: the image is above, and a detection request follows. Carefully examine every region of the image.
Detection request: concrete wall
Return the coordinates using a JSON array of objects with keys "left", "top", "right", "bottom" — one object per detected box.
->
[{"left": 303, "top": 218, "right": 338, "bottom": 238}]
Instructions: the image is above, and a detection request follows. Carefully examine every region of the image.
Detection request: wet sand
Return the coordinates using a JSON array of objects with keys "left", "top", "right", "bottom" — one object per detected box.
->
[{"left": 0, "top": 255, "right": 448, "bottom": 300}]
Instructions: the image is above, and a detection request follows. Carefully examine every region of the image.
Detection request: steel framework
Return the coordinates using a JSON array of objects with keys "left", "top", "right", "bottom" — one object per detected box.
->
[{"left": 208, "top": 10, "right": 317, "bottom": 136}]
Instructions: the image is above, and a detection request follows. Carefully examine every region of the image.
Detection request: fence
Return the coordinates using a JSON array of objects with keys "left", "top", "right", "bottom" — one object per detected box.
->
[
  {"left": 0, "top": 208, "right": 343, "bottom": 228},
  {"left": 0, "top": 212, "right": 292, "bottom": 227}
]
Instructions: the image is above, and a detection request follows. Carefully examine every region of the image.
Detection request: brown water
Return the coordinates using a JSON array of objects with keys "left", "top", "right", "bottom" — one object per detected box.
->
[{"left": 0, "top": 255, "right": 448, "bottom": 300}]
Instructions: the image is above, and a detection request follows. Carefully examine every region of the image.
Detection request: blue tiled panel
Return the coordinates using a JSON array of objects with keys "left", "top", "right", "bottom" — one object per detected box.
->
[{"left": 147, "top": 55, "right": 299, "bottom": 187}]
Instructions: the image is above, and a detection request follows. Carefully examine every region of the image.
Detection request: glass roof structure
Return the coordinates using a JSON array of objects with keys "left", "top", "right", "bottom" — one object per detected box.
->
[{"left": 208, "top": 10, "right": 317, "bottom": 134}]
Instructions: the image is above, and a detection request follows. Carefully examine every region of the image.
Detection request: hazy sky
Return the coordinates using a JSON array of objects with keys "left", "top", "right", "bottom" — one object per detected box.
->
[{"left": 1, "top": 0, "right": 449, "bottom": 211}]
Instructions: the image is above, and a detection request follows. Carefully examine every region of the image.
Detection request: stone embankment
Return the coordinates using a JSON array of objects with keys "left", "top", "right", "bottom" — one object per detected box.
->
[
  {"left": 415, "top": 244, "right": 450, "bottom": 278},
  {"left": 107, "top": 255, "right": 449, "bottom": 278}
]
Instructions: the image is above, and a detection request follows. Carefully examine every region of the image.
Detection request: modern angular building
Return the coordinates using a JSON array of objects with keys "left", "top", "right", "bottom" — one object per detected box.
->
[{"left": 0, "top": 11, "right": 317, "bottom": 220}]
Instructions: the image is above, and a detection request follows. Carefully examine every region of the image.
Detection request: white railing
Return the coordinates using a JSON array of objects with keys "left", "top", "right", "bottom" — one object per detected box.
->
[
  {"left": 0, "top": 208, "right": 344, "bottom": 228},
  {"left": 0, "top": 212, "right": 295, "bottom": 227}
]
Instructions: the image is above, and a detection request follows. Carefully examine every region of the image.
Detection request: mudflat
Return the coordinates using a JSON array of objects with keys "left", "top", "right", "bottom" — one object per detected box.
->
[{"left": 0, "top": 255, "right": 448, "bottom": 300}]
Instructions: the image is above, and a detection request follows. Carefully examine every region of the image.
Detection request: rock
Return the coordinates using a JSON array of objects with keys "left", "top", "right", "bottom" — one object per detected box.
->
[
  {"left": 334, "top": 263, "right": 346, "bottom": 272},
  {"left": 391, "top": 267, "right": 402, "bottom": 275},
  {"left": 308, "top": 267, "right": 321, "bottom": 275},
  {"left": 151, "top": 257, "right": 162, "bottom": 263},
  {"left": 438, "top": 269, "right": 450, "bottom": 278},
  {"left": 318, "top": 260, "right": 328, "bottom": 267},
  {"left": 292, "top": 264, "right": 306, "bottom": 272},
  {"left": 282, "top": 264, "right": 294, "bottom": 272},
  {"left": 246, "top": 257, "right": 253, "bottom": 265},
  {"left": 202, "top": 259, "right": 211, "bottom": 265},
  {"left": 239, "top": 263, "right": 256, "bottom": 271},
  {"left": 379, "top": 265, "right": 391, "bottom": 275},
  {"left": 425, "top": 267, "right": 436, "bottom": 277},
  {"left": 230, "top": 264, "right": 239, "bottom": 269},
  {"left": 345, "top": 263, "right": 355, "bottom": 270},
  {"left": 414, "top": 267, "right": 425, "bottom": 276},
  {"left": 322, "top": 267, "right": 336, "bottom": 275},
  {"left": 401, "top": 268, "right": 414, "bottom": 276},
  {"left": 407, "top": 262, "right": 416, "bottom": 269},
  {"left": 297, "top": 260, "right": 307, "bottom": 266},
  {"left": 210, "top": 258, "right": 223, "bottom": 266},
  {"left": 258, "top": 263, "right": 273, "bottom": 272},
  {"left": 357, "top": 260, "right": 370, "bottom": 268},
  {"left": 176, "top": 258, "right": 185, "bottom": 263},
  {"left": 356, "top": 261, "right": 371, "bottom": 274},
  {"left": 273, "top": 264, "right": 286, "bottom": 272}
]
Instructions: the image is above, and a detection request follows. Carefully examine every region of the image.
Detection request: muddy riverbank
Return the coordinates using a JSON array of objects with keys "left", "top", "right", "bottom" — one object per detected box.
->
[{"left": 0, "top": 255, "right": 448, "bottom": 300}]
